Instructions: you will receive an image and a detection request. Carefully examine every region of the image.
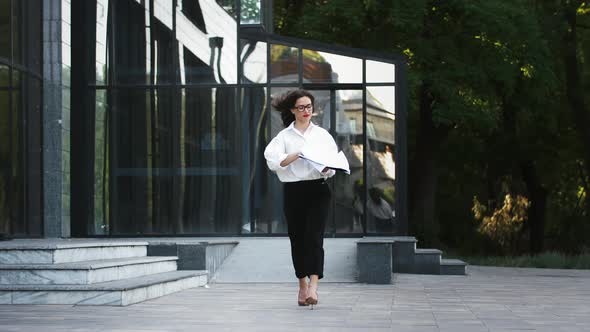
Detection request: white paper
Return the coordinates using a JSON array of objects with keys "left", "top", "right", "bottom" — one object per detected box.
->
[{"left": 300, "top": 146, "right": 350, "bottom": 174}]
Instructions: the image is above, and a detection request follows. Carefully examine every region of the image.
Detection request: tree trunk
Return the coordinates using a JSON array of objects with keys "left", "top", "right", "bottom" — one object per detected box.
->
[
  {"left": 564, "top": 6, "right": 590, "bottom": 201},
  {"left": 408, "top": 82, "right": 447, "bottom": 245},
  {"left": 520, "top": 160, "right": 547, "bottom": 254}
]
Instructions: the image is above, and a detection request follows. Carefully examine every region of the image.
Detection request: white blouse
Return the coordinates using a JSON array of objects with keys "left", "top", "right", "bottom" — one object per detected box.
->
[{"left": 264, "top": 122, "right": 337, "bottom": 182}]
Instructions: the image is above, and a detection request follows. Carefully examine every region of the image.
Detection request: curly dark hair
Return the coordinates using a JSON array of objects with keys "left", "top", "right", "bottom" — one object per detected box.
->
[{"left": 272, "top": 89, "right": 315, "bottom": 127}]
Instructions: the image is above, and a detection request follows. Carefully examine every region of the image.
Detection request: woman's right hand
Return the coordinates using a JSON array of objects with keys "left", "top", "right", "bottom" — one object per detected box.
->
[{"left": 280, "top": 152, "right": 301, "bottom": 167}]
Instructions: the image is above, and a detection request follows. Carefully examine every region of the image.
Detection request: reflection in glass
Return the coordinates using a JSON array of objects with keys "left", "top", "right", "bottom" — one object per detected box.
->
[
  {"left": 0, "top": 74, "right": 42, "bottom": 236},
  {"left": 9, "top": 87, "right": 23, "bottom": 234},
  {"left": 214, "top": 0, "right": 237, "bottom": 19},
  {"left": 367, "top": 86, "right": 395, "bottom": 143},
  {"left": 11, "top": 0, "right": 20, "bottom": 65},
  {"left": 107, "top": 87, "right": 241, "bottom": 235},
  {"left": 0, "top": 0, "right": 10, "bottom": 60},
  {"left": 180, "top": 0, "right": 207, "bottom": 33},
  {"left": 366, "top": 60, "right": 395, "bottom": 83},
  {"left": 112, "top": 0, "right": 152, "bottom": 84},
  {"left": 302, "top": 50, "right": 362, "bottom": 84},
  {"left": 240, "top": 0, "right": 261, "bottom": 24},
  {"left": 0, "top": 90, "right": 11, "bottom": 234},
  {"left": 177, "top": 0, "right": 237, "bottom": 84},
  {"left": 240, "top": 39, "right": 267, "bottom": 83},
  {"left": 334, "top": 90, "right": 364, "bottom": 234},
  {"left": 181, "top": 87, "right": 241, "bottom": 233},
  {"left": 242, "top": 86, "right": 273, "bottom": 233},
  {"left": 366, "top": 86, "right": 396, "bottom": 234},
  {"left": 153, "top": 0, "right": 173, "bottom": 30},
  {"left": 27, "top": 77, "right": 42, "bottom": 235},
  {"left": 93, "top": 89, "right": 109, "bottom": 235},
  {"left": 7, "top": 0, "right": 42, "bottom": 73},
  {"left": 95, "top": 0, "right": 109, "bottom": 85},
  {"left": 270, "top": 45, "right": 299, "bottom": 83},
  {"left": 152, "top": 15, "right": 175, "bottom": 84}
]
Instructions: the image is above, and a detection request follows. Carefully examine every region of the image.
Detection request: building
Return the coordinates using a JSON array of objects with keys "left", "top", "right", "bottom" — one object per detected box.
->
[{"left": 0, "top": 0, "right": 407, "bottom": 239}]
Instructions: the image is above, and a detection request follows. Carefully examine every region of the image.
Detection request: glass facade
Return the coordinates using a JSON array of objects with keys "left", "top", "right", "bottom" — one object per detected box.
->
[
  {"left": 2, "top": 0, "right": 406, "bottom": 237},
  {"left": 0, "top": 0, "right": 43, "bottom": 237}
]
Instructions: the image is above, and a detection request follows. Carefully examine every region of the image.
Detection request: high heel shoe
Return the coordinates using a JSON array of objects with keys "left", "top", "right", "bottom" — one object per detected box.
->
[
  {"left": 306, "top": 283, "right": 318, "bottom": 308},
  {"left": 298, "top": 286, "right": 309, "bottom": 306}
]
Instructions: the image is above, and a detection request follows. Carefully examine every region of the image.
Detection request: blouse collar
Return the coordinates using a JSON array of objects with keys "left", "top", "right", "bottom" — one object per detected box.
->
[{"left": 288, "top": 121, "right": 316, "bottom": 137}]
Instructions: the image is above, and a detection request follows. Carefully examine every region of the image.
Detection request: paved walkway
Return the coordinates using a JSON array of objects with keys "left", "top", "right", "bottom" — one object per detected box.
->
[{"left": 1, "top": 266, "right": 589, "bottom": 331}]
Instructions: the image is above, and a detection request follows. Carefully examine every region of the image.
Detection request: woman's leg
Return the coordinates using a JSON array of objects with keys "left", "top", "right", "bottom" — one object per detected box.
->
[
  {"left": 284, "top": 183, "right": 307, "bottom": 279},
  {"left": 304, "top": 181, "right": 331, "bottom": 306},
  {"left": 304, "top": 181, "right": 331, "bottom": 279}
]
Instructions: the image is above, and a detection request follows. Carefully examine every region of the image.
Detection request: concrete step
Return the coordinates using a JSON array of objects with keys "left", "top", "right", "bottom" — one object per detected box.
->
[
  {"left": 0, "top": 270, "right": 208, "bottom": 306},
  {"left": 440, "top": 259, "right": 467, "bottom": 275},
  {"left": 413, "top": 249, "right": 442, "bottom": 274},
  {"left": 0, "top": 256, "right": 178, "bottom": 285},
  {"left": 391, "top": 237, "right": 417, "bottom": 273},
  {"left": 0, "top": 241, "right": 148, "bottom": 264}
]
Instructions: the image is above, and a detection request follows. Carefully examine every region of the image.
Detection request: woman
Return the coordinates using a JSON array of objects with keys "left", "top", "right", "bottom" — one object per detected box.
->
[{"left": 264, "top": 89, "right": 337, "bottom": 308}]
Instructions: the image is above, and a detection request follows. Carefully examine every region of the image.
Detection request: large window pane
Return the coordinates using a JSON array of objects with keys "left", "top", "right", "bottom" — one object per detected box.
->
[
  {"left": 366, "top": 60, "right": 395, "bottom": 83},
  {"left": 270, "top": 45, "right": 298, "bottom": 83},
  {"left": 109, "top": 89, "right": 152, "bottom": 234},
  {"left": 366, "top": 86, "right": 396, "bottom": 234},
  {"left": 181, "top": 87, "right": 241, "bottom": 233},
  {"left": 334, "top": 90, "right": 364, "bottom": 234},
  {"left": 241, "top": 86, "right": 271, "bottom": 234},
  {"left": 303, "top": 51, "right": 362, "bottom": 84},
  {"left": 109, "top": 87, "right": 241, "bottom": 235},
  {"left": 240, "top": 39, "right": 267, "bottom": 83},
  {"left": 0, "top": 3, "right": 43, "bottom": 237}
]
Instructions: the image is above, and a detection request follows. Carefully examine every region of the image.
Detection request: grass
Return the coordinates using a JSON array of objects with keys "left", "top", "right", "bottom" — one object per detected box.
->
[{"left": 457, "top": 252, "right": 590, "bottom": 269}]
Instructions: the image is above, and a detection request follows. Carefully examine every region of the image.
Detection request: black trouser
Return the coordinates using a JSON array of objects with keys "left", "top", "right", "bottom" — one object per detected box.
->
[{"left": 283, "top": 179, "right": 331, "bottom": 280}]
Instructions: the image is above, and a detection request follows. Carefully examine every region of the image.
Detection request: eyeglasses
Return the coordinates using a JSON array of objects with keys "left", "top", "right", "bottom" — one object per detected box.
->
[{"left": 293, "top": 104, "right": 313, "bottom": 112}]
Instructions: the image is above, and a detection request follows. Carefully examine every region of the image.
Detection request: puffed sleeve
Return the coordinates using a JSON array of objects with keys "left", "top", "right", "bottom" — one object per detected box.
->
[
  {"left": 264, "top": 134, "right": 289, "bottom": 172},
  {"left": 320, "top": 131, "right": 338, "bottom": 178}
]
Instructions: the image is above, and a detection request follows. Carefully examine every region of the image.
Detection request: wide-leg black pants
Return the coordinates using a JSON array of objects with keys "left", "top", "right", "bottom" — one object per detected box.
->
[{"left": 283, "top": 178, "right": 331, "bottom": 279}]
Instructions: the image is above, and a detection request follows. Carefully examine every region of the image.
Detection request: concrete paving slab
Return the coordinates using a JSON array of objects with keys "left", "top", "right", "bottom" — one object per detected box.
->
[
  {"left": 2, "top": 238, "right": 590, "bottom": 331},
  {"left": 0, "top": 265, "right": 589, "bottom": 331}
]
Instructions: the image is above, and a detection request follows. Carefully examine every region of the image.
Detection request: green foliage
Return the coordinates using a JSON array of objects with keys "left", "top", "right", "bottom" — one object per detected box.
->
[
  {"left": 274, "top": 0, "right": 590, "bottom": 256},
  {"left": 473, "top": 194, "right": 531, "bottom": 253}
]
